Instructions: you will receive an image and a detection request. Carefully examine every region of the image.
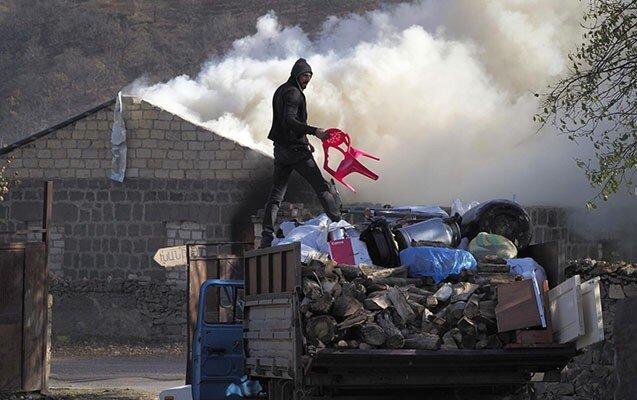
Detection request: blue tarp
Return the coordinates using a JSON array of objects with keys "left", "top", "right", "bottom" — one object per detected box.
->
[{"left": 400, "top": 246, "right": 477, "bottom": 283}]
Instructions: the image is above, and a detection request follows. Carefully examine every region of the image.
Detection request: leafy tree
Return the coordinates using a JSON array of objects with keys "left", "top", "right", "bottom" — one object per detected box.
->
[{"left": 536, "top": 0, "right": 636, "bottom": 208}]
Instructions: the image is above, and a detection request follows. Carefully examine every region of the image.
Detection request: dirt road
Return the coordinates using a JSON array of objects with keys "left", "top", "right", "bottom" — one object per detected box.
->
[{"left": 50, "top": 355, "right": 186, "bottom": 395}]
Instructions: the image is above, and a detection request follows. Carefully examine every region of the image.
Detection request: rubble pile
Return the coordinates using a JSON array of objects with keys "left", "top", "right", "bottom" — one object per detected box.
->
[
  {"left": 535, "top": 258, "right": 637, "bottom": 400},
  {"left": 565, "top": 258, "right": 636, "bottom": 281},
  {"left": 300, "top": 258, "right": 523, "bottom": 352}
]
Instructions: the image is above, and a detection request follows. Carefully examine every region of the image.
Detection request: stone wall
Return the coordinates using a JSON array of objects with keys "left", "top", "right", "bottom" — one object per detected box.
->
[
  {"left": 534, "top": 259, "right": 637, "bottom": 400},
  {"left": 0, "top": 96, "right": 319, "bottom": 281},
  {"left": 50, "top": 276, "right": 187, "bottom": 340}
]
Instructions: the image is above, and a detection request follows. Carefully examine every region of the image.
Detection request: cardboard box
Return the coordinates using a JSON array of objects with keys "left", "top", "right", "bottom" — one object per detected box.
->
[{"left": 328, "top": 237, "right": 372, "bottom": 265}]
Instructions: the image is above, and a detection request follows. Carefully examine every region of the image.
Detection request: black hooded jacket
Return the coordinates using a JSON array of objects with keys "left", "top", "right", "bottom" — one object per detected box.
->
[{"left": 267, "top": 58, "right": 318, "bottom": 148}]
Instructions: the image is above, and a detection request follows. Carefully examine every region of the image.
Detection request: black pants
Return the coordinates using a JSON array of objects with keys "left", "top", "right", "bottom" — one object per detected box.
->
[{"left": 260, "top": 145, "right": 341, "bottom": 247}]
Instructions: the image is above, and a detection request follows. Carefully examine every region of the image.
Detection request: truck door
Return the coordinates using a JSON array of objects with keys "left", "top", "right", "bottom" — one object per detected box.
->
[{"left": 192, "top": 280, "right": 245, "bottom": 400}]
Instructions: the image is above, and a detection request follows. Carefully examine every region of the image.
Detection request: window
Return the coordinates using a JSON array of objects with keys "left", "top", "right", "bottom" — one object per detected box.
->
[{"left": 203, "top": 285, "right": 244, "bottom": 324}]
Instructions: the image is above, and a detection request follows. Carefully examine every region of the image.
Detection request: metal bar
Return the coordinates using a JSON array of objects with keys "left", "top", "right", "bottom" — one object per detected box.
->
[{"left": 0, "top": 99, "right": 116, "bottom": 156}]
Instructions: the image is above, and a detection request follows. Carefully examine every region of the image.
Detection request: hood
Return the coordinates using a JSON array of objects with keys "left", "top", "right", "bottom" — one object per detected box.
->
[{"left": 290, "top": 58, "right": 312, "bottom": 79}]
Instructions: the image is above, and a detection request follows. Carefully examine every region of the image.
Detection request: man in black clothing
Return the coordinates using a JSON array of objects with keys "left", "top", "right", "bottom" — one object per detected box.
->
[{"left": 260, "top": 58, "right": 341, "bottom": 248}]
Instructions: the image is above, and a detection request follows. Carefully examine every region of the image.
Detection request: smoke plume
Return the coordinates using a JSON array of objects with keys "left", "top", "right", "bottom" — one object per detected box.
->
[{"left": 129, "top": 0, "right": 633, "bottom": 210}]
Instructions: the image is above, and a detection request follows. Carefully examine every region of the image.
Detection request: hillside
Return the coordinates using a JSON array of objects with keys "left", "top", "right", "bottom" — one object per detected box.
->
[{"left": 0, "top": 0, "right": 403, "bottom": 145}]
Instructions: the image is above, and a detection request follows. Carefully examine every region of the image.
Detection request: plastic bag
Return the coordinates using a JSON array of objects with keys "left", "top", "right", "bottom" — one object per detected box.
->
[
  {"left": 460, "top": 199, "right": 532, "bottom": 250},
  {"left": 507, "top": 258, "right": 547, "bottom": 283},
  {"left": 273, "top": 213, "right": 354, "bottom": 262},
  {"left": 450, "top": 198, "right": 480, "bottom": 217},
  {"left": 399, "top": 246, "right": 477, "bottom": 283},
  {"left": 468, "top": 232, "right": 518, "bottom": 260}
]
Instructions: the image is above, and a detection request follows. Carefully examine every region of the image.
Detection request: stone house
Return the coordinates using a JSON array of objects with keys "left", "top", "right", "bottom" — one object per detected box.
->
[{"left": 0, "top": 95, "right": 319, "bottom": 284}]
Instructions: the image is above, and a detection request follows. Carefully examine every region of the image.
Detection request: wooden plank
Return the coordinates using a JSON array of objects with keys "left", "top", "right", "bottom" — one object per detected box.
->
[
  {"left": 272, "top": 253, "right": 283, "bottom": 293},
  {"left": 495, "top": 280, "right": 543, "bottom": 332},
  {"left": 248, "top": 340, "right": 292, "bottom": 351},
  {"left": 22, "top": 244, "right": 47, "bottom": 391},
  {"left": 246, "top": 305, "right": 291, "bottom": 320},
  {"left": 285, "top": 250, "right": 296, "bottom": 291},
  {"left": 0, "top": 248, "right": 25, "bottom": 391},
  {"left": 247, "top": 318, "right": 292, "bottom": 331},
  {"left": 41, "top": 181, "right": 53, "bottom": 392},
  {"left": 576, "top": 277, "right": 604, "bottom": 349},
  {"left": 247, "top": 257, "right": 258, "bottom": 297},
  {"left": 259, "top": 254, "right": 271, "bottom": 294},
  {"left": 549, "top": 275, "right": 585, "bottom": 344}
]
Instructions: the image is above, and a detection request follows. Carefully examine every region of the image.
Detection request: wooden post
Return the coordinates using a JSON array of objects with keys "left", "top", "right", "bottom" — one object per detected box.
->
[{"left": 41, "top": 180, "right": 53, "bottom": 393}]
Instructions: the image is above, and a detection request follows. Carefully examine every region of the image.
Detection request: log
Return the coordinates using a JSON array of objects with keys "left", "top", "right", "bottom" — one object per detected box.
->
[
  {"left": 476, "top": 339, "right": 490, "bottom": 349},
  {"left": 481, "top": 273, "right": 523, "bottom": 285},
  {"left": 457, "top": 316, "right": 477, "bottom": 337},
  {"left": 303, "top": 278, "right": 323, "bottom": 299},
  {"left": 450, "top": 282, "right": 480, "bottom": 303},
  {"left": 341, "top": 282, "right": 367, "bottom": 302},
  {"left": 479, "top": 300, "right": 496, "bottom": 319},
  {"left": 421, "top": 308, "right": 434, "bottom": 324},
  {"left": 360, "top": 323, "right": 386, "bottom": 346},
  {"left": 305, "top": 315, "right": 337, "bottom": 344},
  {"left": 332, "top": 295, "right": 364, "bottom": 319},
  {"left": 338, "top": 264, "right": 362, "bottom": 281},
  {"left": 366, "top": 283, "right": 390, "bottom": 293},
  {"left": 426, "top": 295, "right": 439, "bottom": 309},
  {"left": 450, "top": 328, "right": 463, "bottom": 347},
  {"left": 487, "top": 334, "right": 503, "bottom": 349},
  {"left": 363, "top": 293, "right": 391, "bottom": 311},
  {"left": 445, "top": 301, "right": 467, "bottom": 326},
  {"left": 368, "top": 266, "right": 409, "bottom": 281},
  {"left": 307, "top": 292, "right": 334, "bottom": 315},
  {"left": 463, "top": 294, "right": 480, "bottom": 319},
  {"left": 320, "top": 279, "right": 341, "bottom": 297},
  {"left": 403, "top": 291, "right": 427, "bottom": 303},
  {"left": 407, "top": 286, "right": 434, "bottom": 297},
  {"left": 433, "top": 309, "right": 447, "bottom": 327},
  {"left": 461, "top": 334, "right": 476, "bottom": 349},
  {"left": 337, "top": 312, "right": 368, "bottom": 330},
  {"left": 376, "top": 311, "right": 405, "bottom": 349},
  {"left": 407, "top": 299, "right": 425, "bottom": 316},
  {"left": 387, "top": 287, "right": 416, "bottom": 324},
  {"left": 441, "top": 330, "right": 458, "bottom": 350},
  {"left": 369, "top": 277, "right": 422, "bottom": 287},
  {"left": 403, "top": 333, "right": 441, "bottom": 350},
  {"left": 434, "top": 284, "right": 453, "bottom": 302}
]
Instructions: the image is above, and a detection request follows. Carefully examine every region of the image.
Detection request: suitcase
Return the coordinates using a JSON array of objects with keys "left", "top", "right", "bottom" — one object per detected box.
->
[{"left": 360, "top": 217, "right": 401, "bottom": 267}]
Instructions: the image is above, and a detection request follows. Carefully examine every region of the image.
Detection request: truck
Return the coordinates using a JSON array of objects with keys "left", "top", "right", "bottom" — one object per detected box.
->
[{"left": 161, "top": 241, "right": 578, "bottom": 400}]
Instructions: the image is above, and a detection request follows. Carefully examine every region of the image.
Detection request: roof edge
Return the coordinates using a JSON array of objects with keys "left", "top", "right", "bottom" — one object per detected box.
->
[{"left": 0, "top": 98, "right": 116, "bottom": 156}]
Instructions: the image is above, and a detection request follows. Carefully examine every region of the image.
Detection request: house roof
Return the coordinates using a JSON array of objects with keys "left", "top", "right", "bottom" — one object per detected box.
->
[{"left": 0, "top": 99, "right": 116, "bottom": 156}]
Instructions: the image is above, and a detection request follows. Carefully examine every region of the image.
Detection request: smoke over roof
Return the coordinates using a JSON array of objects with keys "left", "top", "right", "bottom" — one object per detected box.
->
[{"left": 128, "top": 1, "right": 633, "bottom": 211}]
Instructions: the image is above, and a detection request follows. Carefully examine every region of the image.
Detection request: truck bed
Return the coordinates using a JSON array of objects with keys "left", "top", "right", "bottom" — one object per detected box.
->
[{"left": 243, "top": 243, "right": 577, "bottom": 391}]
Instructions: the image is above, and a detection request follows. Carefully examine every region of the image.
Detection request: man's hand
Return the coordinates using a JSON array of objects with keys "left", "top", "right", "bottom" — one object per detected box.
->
[{"left": 315, "top": 128, "right": 329, "bottom": 141}]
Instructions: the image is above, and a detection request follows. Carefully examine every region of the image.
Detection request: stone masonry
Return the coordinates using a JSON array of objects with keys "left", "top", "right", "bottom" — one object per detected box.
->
[
  {"left": 0, "top": 95, "right": 319, "bottom": 281},
  {"left": 0, "top": 95, "right": 319, "bottom": 342}
]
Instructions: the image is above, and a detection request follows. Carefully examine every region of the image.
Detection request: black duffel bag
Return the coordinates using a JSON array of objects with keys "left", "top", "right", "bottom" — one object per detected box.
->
[{"left": 360, "top": 217, "right": 401, "bottom": 267}]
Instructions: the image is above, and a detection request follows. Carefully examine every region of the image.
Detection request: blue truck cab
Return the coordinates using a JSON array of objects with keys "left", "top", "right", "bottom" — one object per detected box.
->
[{"left": 167, "top": 279, "right": 259, "bottom": 400}]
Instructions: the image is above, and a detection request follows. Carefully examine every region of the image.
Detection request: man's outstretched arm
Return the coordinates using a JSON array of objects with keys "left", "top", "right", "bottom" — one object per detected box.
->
[{"left": 283, "top": 89, "right": 318, "bottom": 137}]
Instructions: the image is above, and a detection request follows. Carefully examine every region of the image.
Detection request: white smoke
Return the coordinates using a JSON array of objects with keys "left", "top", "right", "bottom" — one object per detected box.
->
[{"left": 129, "top": 0, "right": 633, "bottom": 209}]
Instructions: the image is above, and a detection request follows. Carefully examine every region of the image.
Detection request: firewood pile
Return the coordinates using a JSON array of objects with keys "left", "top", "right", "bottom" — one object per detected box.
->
[{"left": 301, "top": 258, "right": 522, "bottom": 352}]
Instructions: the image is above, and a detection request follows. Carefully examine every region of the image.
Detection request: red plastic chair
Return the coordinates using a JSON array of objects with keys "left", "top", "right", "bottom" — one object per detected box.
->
[{"left": 321, "top": 128, "right": 380, "bottom": 192}]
